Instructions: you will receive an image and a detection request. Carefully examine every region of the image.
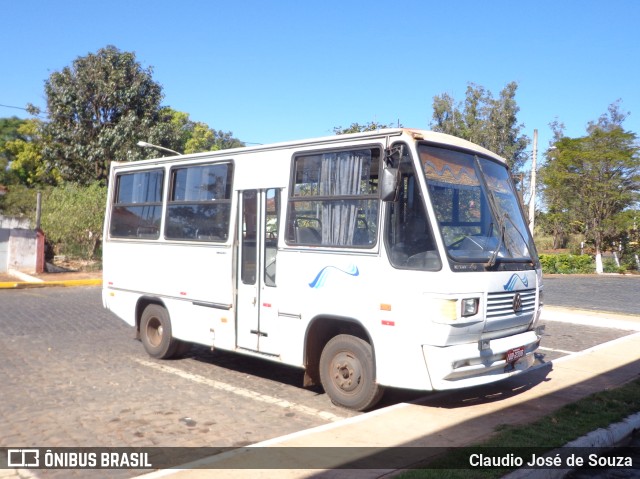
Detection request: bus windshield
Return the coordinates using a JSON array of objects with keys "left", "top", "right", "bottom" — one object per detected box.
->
[{"left": 419, "top": 144, "right": 535, "bottom": 268}]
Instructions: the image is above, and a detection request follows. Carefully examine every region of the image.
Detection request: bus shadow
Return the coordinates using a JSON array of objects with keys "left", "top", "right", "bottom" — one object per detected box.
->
[
  {"left": 407, "top": 360, "right": 553, "bottom": 410},
  {"left": 183, "top": 344, "right": 554, "bottom": 412},
  {"left": 186, "top": 344, "right": 322, "bottom": 391}
]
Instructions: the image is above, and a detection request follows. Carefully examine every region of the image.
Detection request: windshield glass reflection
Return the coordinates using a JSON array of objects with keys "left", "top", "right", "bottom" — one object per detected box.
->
[{"left": 419, "top": 144, "right": 534, "bottom": 266}]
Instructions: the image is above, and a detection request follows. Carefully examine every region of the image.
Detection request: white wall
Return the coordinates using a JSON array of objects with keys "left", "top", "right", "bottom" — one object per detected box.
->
[{"left": 0, "top": 228, "right": 38, "bottom": 273}]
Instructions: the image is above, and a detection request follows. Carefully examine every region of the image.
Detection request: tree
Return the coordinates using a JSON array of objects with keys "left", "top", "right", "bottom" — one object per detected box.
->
[
  {"left": 430, "top": 82, "right": 530, "bottom": 174},
  {"left": 42, "top": 45, "right": 164, "bottom": 184},
  {"left": 210, "top": 129, "right": 245, "bottom": 151},
  {"left": 147, "top": 107, "right": 244, "bottom": 155},
  {"left": 539, "top": 102, "right": 640, "bottom": 273},
  {"left": 184, "top": 124, "right": 245, "bottom": 153},
  {"left": 2, "top": 119, "right": 60, "bottom": 186},
  {"left": 145, "top": 107, "right": 193, "bottom": 156},
  {"left": 333, "top": 121, "right": 399, "bottom": 135},
  {"left": 0, "top": 117, "right": 28, "bottom": 185}
]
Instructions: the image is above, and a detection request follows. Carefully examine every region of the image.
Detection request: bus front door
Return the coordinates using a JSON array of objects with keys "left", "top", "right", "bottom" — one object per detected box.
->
[{"left": 236, "top": 188, "right": 280, "bottom": 355}]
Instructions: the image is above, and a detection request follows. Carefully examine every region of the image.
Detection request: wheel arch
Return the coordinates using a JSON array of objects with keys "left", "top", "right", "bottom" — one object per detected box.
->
[
  {"left": 134, "top": 296, "right": 167, "bottom": 340},
  {"left": 302, "top": 315, "right": 376, "bottom": 387}
]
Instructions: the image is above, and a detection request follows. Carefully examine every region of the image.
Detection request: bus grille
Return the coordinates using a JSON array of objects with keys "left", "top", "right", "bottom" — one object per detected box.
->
[{"left": 486, "top": 289, "right": 536, "bottom": 319}]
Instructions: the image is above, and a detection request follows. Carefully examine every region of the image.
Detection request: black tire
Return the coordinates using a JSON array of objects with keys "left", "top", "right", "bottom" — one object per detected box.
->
[
  {"left": 319, "top": 334, "right": 384, "bottom": 411},
  {"left": 140, "top": 304, "right": 182, "bottom": 359}
]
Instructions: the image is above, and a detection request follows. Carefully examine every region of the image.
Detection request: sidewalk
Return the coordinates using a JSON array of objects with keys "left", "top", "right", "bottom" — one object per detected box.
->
[{"left": 136, "top": 309, "right": 640, "bottom": 479}]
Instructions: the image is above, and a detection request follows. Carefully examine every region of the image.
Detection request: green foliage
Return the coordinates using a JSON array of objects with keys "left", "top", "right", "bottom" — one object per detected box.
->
[
  {"left": 333, "top": 121, "right": 399, "bottom": 135},
  {"left": 2, "top": 119, "right": 60, "bottom": 186},
  {"left": 430, "top": 82, "right": 530, "bottom": 174},
  {"left": 602, "top": 258, "right": 625, "bottom": 274},
  {"left": 539, "top": 253, "right": 594, "bottom": 274},
  {"left": 184, "top": 123, "right": 215, "bottom": 154},
  {"left": 4, "top": 47, "right": 245, "bottom": 190},
  {"left": 0, "top": 116, "right": 28, "bottom": 184},
  {"left": 0, "top": 185, "right": 41, "bottom": 220},
  {"left": 539, "top": 102, "right": 639, "bottom": 259},
  {"left": 536, "top": 211, "right": 585, "bottom": 250},
  {"left": 148, "top": 107, "right": 244, "bottom": 155},
  {"left": 145, "top": 107, "right": 192, "bottom": 156},
  {"left": 40, "top": 183, "right": 107, "bottom": 260},
  {"left": 43, "top": 45, "right": 164, "bottom": 184},
  {"left": 210, "top": 129, "right": 245, "bottom": 151}
]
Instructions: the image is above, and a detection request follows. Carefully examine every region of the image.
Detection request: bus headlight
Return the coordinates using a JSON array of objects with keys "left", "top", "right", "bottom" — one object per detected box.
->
[
  {"left": 461, "top": 298, "right": 479, "bottom": 317},
  {"left": 430, "top": 296, "right": 482, "bottom": 324}
]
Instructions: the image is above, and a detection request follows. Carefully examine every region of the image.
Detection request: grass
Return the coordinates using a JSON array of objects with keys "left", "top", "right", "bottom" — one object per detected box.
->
[{"left": 396, "top": 379, "right": 640, "bottom": 478}]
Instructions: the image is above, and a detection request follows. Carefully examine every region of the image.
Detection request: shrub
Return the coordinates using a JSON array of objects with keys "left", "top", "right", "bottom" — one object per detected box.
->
[
  {"left": 603, "top": 258, "right": 626, "bottom": 274},
  {"left": 0, "top": 185, "right": 42, "bottom": 220},
  {"left": 40, "top": 182, "right": 106, "bottom": 260},
  {"left": 539, "top": 253, "right": 595, "bottom": 274}
]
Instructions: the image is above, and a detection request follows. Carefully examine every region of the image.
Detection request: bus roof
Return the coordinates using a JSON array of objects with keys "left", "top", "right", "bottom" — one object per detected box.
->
[{"left": 113, "top": 128, "right": 507, "bottom": 170}]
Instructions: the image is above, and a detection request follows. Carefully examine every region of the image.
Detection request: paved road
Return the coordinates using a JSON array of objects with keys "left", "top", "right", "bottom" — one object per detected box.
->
[{"left": 543, "top": 274, "right": 640, "bottom": 315}]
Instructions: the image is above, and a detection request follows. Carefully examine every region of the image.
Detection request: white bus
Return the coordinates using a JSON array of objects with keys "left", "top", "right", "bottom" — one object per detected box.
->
[{"left": 102, "top": 128, "right": 544, "bottom": 411}]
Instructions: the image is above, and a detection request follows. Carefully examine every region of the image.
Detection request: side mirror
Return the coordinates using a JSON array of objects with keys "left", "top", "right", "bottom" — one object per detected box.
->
[
  {"left": 380, "top": 165, "right": 399, "bottom": 202},
  {"left": 381, "top": 144, "right": 403, "bottom": 202}
]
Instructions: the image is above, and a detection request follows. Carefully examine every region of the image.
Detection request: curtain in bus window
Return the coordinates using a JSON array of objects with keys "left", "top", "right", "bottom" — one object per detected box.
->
[
  {"left": 423, "top": 151, "right": 479, "bottom": 187},
  {"left": 319, "top": 150, "right": 370, "bottom": 245}
]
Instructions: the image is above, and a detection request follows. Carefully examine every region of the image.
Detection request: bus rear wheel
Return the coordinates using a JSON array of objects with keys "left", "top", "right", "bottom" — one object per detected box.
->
[
  {"left": 140, "top": 304, "right": 184, "bottom": 359},
  {"left": 319, "top": 334, "right": 384, "bottom": 411}
]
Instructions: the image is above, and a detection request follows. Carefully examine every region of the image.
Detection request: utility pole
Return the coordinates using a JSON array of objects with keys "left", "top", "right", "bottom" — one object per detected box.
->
[{"left": 528, "top": 129, "right": 538, "bottom": 234}]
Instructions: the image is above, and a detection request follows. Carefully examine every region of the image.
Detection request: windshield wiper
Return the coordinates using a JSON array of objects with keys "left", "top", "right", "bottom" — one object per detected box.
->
[
  {"left": 485, "top": 212, "right": 533, "bottom": 270},
  {"left": 485, "top": 214, "right": 505, "bottom": 270},
  {"left": 472, "top": 155, "right": 505, "bottom": 270}
]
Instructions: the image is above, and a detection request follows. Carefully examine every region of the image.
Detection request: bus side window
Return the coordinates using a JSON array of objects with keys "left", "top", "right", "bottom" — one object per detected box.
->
[
  {"left": 110, "top": 169, "right": 164, "bottom": 239},
  {"left": 385, "top": 147, "right": 441, "bottom": 271},
  {"left": 165, "top": 163, "right": 233, "bottom": 242},
  {"left": 286, "top": 148, "right": 380, "bottom": 248},
  {"left": 241, "top": 190, "right": 257, "bottom": 285}
]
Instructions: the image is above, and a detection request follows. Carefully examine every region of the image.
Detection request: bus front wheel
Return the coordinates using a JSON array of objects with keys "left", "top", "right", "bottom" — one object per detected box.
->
[
  {"left": 319, "top": 334, "right": 384, "bottom": 411},
  {"left": 140, "top": 304, "right": 183, "bottom": 359}
]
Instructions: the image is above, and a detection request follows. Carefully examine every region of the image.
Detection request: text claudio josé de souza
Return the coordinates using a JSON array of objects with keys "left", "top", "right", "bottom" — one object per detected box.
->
[{"left": 469, "top": 451, "right": 633, "bottom": 469}]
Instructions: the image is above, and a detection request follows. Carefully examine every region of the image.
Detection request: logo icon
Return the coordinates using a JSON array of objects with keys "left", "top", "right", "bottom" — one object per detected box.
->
[
  {"left": 308, "top": 264, "right": 359, "bottom": 289},
  {"left": 7, "top": 449, "right": 39, "bottom": 467},
  {"left": 503, "top": 273, "right": 528, "bottom": 291},
  {"left": 512, "top": 293, "right": 523, "bottom": 313}
]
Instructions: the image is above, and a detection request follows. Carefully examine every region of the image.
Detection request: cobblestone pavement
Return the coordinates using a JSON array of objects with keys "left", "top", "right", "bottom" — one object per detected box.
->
[{"left": 0, "top": 287, "right": 359, "bottom": 479}]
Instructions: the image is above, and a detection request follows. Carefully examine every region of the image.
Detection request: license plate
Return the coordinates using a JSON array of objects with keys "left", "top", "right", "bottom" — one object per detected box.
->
[{"left": 506, "top": 346, "right": 525, "bottom": 363}]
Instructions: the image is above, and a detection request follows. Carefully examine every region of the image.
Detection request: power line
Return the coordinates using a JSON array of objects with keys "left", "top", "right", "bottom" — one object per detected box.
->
[
  {"left": 0, "top": 103, "right": 29, "bottom": 111},
  {"left": 0, "top": 103, "right": 46, "bottom": 119}
]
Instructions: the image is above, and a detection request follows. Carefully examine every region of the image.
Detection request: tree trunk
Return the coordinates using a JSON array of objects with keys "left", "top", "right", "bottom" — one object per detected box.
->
[{"left": 595, "top": 249, "right": 604, "bottom": 274}]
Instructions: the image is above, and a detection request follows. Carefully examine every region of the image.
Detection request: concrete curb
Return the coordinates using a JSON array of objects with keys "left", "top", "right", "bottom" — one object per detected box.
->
[
  {"left": 503, "top": 412, "right": 640, "bottom": 479},
  {"left": 0, "top": 273, "right": 102, "bottom": 289},
  {"left": 7, "top": 268, "right": 45, "bottom": 283}
]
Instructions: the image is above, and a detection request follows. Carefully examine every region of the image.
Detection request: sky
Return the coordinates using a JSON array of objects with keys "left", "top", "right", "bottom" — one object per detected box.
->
[{"left": 1, "top": 0, "right": 639, "bottom": 163}]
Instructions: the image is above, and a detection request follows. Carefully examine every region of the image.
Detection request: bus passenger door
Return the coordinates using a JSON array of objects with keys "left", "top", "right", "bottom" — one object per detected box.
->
[{"left": 236, "top": 188, "right": 280, "bottom": 355}]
